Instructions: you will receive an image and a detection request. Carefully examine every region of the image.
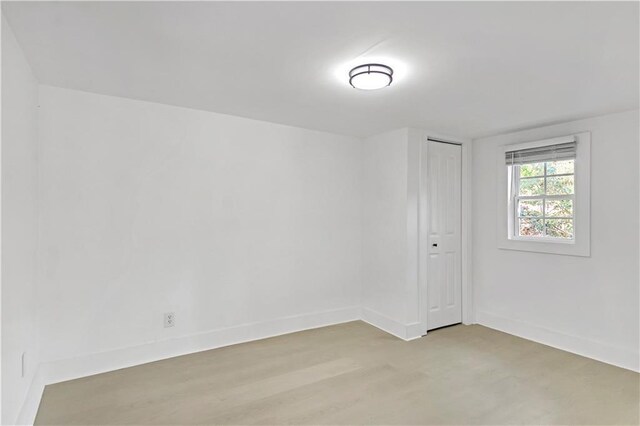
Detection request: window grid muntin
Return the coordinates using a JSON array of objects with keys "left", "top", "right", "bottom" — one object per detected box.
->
[{"left": 514, "top": 161, "right": 575, "bottom": 240}]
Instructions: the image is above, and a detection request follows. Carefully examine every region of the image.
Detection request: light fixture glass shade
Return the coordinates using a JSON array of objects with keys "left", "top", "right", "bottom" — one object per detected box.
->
[{"left": 349, "top": 64, "right": 393, "bottom": 90}]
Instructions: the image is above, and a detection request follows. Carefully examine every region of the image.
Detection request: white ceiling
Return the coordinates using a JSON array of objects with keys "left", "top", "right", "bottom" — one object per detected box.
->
[{"left": 3, "top": 1, "right": 638, "bottom": 138}]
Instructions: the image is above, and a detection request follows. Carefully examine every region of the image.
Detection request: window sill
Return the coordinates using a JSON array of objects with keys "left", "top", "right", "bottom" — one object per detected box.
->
[
  {"left": 498, "top": 237, "right": 589, "bottom": 257},
  {"left": 509, "top": 236, "right": 575, "bottom": 244}
]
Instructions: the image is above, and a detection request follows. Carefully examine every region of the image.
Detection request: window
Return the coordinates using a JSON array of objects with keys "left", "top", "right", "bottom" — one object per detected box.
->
[
  {"left": 497, "top": 133, "right": 590, "bottom": 256},
  {"left": 508, "top": 143, "right": 576, "bottom": 241}
]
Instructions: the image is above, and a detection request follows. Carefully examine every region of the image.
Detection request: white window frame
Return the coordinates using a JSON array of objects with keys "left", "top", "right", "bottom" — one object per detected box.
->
[{"left": 497, "top": 132, "right": 591, "bottom": 256}]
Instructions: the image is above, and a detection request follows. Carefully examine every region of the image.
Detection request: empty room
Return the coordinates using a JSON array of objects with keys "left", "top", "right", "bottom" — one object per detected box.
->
[{"left": 1, "top": 1, "right": 639, "bottom": 425}]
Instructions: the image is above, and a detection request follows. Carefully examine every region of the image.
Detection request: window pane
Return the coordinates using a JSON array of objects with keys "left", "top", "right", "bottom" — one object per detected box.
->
[
  {"left": 545, "top": 199, "right": 573, "bottom": 218},
  {"left": 519, "top": 177, "right": 544, "bottom": 196},
  {"left": 518, "top": 199, "right": 542, "bottom": 217},
  {"left": 546, "top": 175, "right": 574, "bottom": 195},
  {"left": 519, "top": 162, "right": 544, "bottom": 177},
  {"left": 518, "top": 218, "right": 544, "bottom": 237},
  {"left": 546, "top": 219, "right": 574, "bottom": 239},
  {"left": 546, "top": 160, "right": 574, "bottom": 175}
]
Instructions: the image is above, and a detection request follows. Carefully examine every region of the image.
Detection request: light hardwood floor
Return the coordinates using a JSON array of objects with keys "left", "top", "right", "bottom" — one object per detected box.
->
[{"left": 35, "top": 321, "right": 639, "bottom": 425}]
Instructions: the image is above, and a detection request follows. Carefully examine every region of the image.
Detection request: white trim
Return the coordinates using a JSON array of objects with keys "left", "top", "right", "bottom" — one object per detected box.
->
[
  {"left": 417, "top": 136, "right": 429, "bottom": 333},
  {"left": 476, "top": 310, "right": 640, "bottom": 373},
  {"left": 497, "top": 132, "right": 591, "bottom": 256},
  {"left": 16, "top": 306, "right": 360, "bottom": 425},
  {"left": 418, "top": 134, "right": 475, "bottom": 334},
  {"left": 44, "top": 306, "right": 360, "bottom": 383},
  {"left": 360, "top": 307, "right": 422, "bottom": 341},
  {"left": 16, "top": 366, "right": 46, "bottom": 426},
  {"left": 407, "top": 128, "right": 421, "bottom": 332},
  {"left": 461, "top": 138, "right": 474, "bottom": 325}
]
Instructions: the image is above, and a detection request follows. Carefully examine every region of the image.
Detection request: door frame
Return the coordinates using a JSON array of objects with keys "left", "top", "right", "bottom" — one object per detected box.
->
[{"left": 417, "top": 134, "right": 474, "bottom": 334}]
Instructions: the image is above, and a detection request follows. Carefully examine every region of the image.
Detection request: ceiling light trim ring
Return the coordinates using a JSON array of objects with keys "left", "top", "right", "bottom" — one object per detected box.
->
[{"left": 348, "top": 63, "right": 394, "bottom": 89}]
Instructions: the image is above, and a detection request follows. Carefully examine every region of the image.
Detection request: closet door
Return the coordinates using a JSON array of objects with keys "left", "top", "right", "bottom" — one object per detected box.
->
[{"left": 426, "top": 141, "right": 462, "bottom": 330}]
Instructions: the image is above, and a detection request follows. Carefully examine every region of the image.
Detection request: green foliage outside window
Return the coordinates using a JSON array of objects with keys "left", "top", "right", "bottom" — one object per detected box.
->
[{"left": 516, "top": 160, "right": 574, "bottom": 239}]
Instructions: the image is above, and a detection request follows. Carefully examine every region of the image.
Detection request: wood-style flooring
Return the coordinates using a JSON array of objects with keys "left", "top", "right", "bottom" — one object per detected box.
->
[{"left": 35, "top": 321, "right": 640, "bottom": 425}]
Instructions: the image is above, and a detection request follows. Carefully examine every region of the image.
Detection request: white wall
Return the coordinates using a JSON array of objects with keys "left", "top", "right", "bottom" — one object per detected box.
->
[
  {"left": 472, "top": 109, "right": 640, "bottom": 371},
  {"left": 1, "top": 16, "right": 40, "bottom": 425},
  {"left": 361, "top": 129, "right": 472, "bottom": 339},
  {"left": 36, "top": 86, "right": 362, "bottom": 367},
  {"left": 361, "top": 129, "right": 411, "bottom": 335}
]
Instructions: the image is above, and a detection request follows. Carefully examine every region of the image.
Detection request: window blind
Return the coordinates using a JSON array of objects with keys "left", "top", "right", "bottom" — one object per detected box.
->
[{"left": 505, "top": 141, "right": 577, "bottom": 166}]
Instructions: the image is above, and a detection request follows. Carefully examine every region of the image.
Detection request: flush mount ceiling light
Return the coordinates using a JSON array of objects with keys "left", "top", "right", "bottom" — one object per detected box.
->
[{"left": 349, "top": 63, "right": 393, "bottom": 90}]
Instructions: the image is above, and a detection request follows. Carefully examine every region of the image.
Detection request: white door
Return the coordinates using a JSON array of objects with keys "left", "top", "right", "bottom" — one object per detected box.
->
[{"left": 426, "top": 141, "right": 462, "bottom": 330}]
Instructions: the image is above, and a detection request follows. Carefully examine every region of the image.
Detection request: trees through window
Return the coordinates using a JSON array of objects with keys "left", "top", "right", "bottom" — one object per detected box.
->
[{"left": 513, "top": 160, "right": 574, "bottom": 239}]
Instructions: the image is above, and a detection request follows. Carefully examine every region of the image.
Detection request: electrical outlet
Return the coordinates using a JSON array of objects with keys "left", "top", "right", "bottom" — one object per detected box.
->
[{"left": 164, "top": 312, "right": 175, "bottom": 328}]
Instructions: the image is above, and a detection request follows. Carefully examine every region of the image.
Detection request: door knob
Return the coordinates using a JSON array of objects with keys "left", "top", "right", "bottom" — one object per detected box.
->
[{"left": 432, "top": 243, "right": 438, "bottom": 247}]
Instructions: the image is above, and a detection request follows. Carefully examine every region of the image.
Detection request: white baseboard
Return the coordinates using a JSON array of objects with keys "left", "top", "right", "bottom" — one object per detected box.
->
[
  {"left": 476, "top": 310, "right": 640, "bottom": 373},
  {"left": 16, "top": 366, "right": 46, "bottom": 426},
  {"left": 16, "top": 306, "right": 360, "bottom": 425},
  {"left": 360, "top": 307, "right": 423, "bottom": 341}
]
